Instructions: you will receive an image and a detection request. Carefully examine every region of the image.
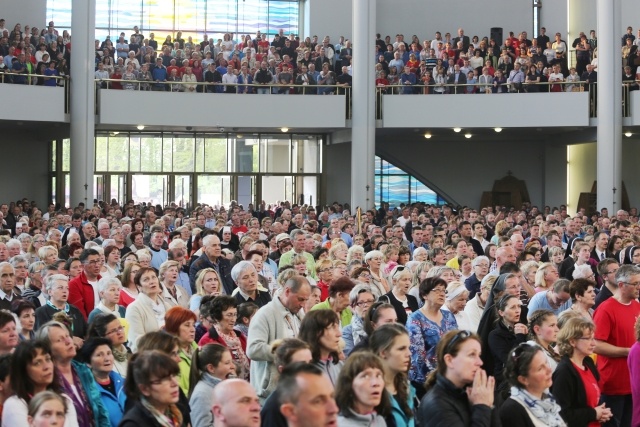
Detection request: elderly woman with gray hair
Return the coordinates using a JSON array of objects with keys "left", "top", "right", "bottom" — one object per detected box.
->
[
  {"left": 341, "top": 284, "right": 377, "bottom": 355},
  {"left": 88, "top": 277, "right": 126, "bottom": 324},
  {"left": 230, "top": 260, "right": 272, "bottom": 307},
  {"left": 364, "top": 250, "right": 389, "bottom": 298},
  {"left": 34, "top": 274, "right": 87, "bottom": 348}
]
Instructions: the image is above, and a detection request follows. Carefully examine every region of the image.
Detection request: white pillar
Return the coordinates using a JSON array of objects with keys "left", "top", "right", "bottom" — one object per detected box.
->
[
  {"left": 70, "top": 0, "right": 96, "bottom": 207},
  {"left": 596, "top": 0, "right": 622, "bottom": 212},
  {"left": 351, "top": 0, "right": 376, "bottom": 211}
]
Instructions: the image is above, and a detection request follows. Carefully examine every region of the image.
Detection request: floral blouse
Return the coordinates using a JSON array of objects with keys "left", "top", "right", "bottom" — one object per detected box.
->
[{"left": 407, "top": 309, "right": 458, "bottom": 384}]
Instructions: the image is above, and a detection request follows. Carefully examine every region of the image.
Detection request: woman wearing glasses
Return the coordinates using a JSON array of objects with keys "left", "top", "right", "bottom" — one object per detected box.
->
[
  {"left": 499, "top": 343, "right": 566, "bottom": 426},
  {"left": 551, "top": 317, "right": 613, "bottom": 426},
  {"left": 407, "top": 277, "right": 458, "bottom": 398},
  {"left": 342, "top": 284, "right": 376, "bottom": 355},
  {"left": 381, "top": 266, "right": 419, "bottom": 326},
  {"left": 119, "top": 351, "right": 184, "bottom": 427},
  {"left": 87, "top": 313, "right": 130, "bottom": 377},
  {"left": 418, "top": 330, "right": 497, "bottom": 426},
  {"left": 488, "top": 294, "right": 529, "bottom": 398}
]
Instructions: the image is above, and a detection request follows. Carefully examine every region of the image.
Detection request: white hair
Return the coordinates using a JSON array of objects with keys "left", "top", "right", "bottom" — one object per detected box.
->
[
  {"left": 44, "top": 274, "right": 68, "bottom": 292},
  {"left": 572, "top": 264, "right": 593, "bottom": 280},
  {"left": 98, "top": 276, "right": 122, "bottom": 294}
]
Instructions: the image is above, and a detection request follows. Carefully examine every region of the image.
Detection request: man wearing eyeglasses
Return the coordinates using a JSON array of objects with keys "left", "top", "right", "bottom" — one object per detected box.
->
[
  {"left": 594, "top": 259, "right": 620, "bottom": 310},
  {"left": 68, "top": 249, "right": 102, "bottom": 320},
  {"left": 593, "top": 264, "right": 640, "bottom": 427}
]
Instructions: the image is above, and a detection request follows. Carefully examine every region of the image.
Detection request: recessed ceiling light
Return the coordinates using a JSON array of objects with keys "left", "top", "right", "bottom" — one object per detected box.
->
[
  {"left": 465, "top": 133, "right": 472, "bottom": 139},
  {"left": 281, "top": 127, "right": 289, "bottom": 133},
  {"left": 453, "top": 128, "right": 462, "bottom": 133},
  {"left": 424, "top": 133, "right": 432, "bottom": 139},
  {"left": 625, "top": 132, "right": 632, "bottom": 137},
  {"left": 494, "top": 127, "right": 503, "bottom": 133},
  {"left": 137, "top": 125, "right": 145, "bottom": 130}
]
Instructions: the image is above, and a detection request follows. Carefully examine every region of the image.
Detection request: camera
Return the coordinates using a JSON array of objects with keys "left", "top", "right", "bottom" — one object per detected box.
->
[{"left": 218, "top": 126, "right": 225, "bottom": 132}]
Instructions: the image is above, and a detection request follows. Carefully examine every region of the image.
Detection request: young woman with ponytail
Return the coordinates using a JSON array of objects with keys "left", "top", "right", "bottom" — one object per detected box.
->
[{"left": 188, "top": 343, "right": 235, "bottom": 427}]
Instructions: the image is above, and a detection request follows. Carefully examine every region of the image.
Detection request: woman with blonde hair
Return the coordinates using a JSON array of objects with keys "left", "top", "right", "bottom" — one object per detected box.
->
[
  {"left": 535, "top": 262, "right": 560, "bottom": 293},
  {"left": 490, "top": 220, "right": 510, "bottom": 245},
  {"left": 329, "top": 242, "right": 348, "bottom": 263},
  {"left": 37, "top": 245, "right": 58, "bottom": 265},
  {"left": 552, "top": 317, "right": 612, "bottom": 426},
  {"left": 346, "top": 245, "right": 365, "bottom": 264},
  {"left": 189, "top": 268, "right": 222, "bottom": 313}
]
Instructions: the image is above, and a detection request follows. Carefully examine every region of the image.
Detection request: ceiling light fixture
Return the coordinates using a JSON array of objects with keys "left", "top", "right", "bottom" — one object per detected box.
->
[
  {"left": 453, "top": 127, "right": 462, "bottom": 133},
  {"left": 136, "top": 125, "right": 145, "bottom": 130},
  {"left": 494, "top": 127, "right": 503, "bottom": 133},
  {"left": 625, "top": 132, "right": 632, "bottom": 137},
  {"left": 465, "top": 133, "right": 472, "bottom": 139},
  {"left": 424, "top": 133, "right": 432, "bottom": 139}
]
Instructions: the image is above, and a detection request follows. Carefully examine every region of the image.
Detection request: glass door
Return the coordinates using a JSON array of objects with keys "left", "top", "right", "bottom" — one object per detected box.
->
[
  {"left": 197, "top": 175, "right": 231, "bottom": 208},
  {"left": 173, "top": 175, "right": 192, "bottom": 209},
  {"left": 131, "top": 174, "right": 168, "bottom": 207},
  {"left": 235, "top": 176, "right": 256, "bottom": 208}
]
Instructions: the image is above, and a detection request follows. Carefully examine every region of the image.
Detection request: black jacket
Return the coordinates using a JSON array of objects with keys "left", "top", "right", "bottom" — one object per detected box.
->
[
  {"left": 260, "top": 387, "right": 287, "bottom": 427},
  {"left": 119, "top": 402, "right": 165, "bottom": 427},
  {"left": 499, "top": 397, "right": 536, "bottom": 427},
  {"left": 379, "top": 291, "right": 419, "bottom": 326},
  {"left": 488, "top": 320, "right": 528, "bottom": 392},
  {"left": 551, "top": 355, "right": 599, "bottom": 427},
  {"left": 419, "top": 374, "right": 498, "bottom": 427}
]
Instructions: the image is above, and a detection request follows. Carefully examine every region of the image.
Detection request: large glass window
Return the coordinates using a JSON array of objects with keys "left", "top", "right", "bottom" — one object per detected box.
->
[
  {"left": 375, "top": 156, "right": 447, "bottom": 208},
  {"left": 47, "top": 0, "right": 299, "bottom": 42}
]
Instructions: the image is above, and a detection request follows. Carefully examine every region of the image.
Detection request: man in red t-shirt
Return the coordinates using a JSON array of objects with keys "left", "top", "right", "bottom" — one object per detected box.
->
[{"left": 593, "top": 264, "right": 640, "bottom": 427}]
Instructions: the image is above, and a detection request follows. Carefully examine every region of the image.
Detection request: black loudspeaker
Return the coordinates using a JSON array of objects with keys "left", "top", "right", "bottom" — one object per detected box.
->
[{"left": 490, "top": 27, "right": 503, "bottom": 44}]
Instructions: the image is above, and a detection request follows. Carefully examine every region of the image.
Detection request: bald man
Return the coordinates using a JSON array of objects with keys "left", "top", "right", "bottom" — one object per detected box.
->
[
  {"left": 489, "top": 246, "right": 516, "bottom": 275},
  {"left": 212, "top": 379, "right": 261, "bottom": 427}
]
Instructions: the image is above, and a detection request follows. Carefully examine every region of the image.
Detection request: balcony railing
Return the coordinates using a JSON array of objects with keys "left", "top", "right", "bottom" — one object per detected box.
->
[
  {"left": 94, "top": 79, "right": 353, "bottom": 119},
  {"left": 0, "top": 73, "right": 70, "bottom": 114},
  {"left": 375, "top": 81, "right": 639, "bottom": 120}
]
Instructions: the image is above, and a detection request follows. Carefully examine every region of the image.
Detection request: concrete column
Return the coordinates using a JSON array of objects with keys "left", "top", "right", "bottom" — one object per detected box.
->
[
  {"left": 596, "top": 0, "right": 622, "bottom": 212},
  {"left": 70, "top": 0, "right": 96, "bottom": 207},
  {"left": 351, "top": 0, "right": 376, "bottom": 211}
]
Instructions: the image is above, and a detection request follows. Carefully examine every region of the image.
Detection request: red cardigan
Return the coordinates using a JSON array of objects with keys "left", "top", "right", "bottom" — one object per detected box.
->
[
  {"left": 69, "top": 271, "right": 101, "bottom": 320},
  {"left": 198, "top": 327, "right": 247, "bottom": 355}
]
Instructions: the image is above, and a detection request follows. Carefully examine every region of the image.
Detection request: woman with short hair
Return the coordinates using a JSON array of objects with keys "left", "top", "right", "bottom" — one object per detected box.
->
[{"left": 552, "top": 317, "right": 612, "bottom": 426}]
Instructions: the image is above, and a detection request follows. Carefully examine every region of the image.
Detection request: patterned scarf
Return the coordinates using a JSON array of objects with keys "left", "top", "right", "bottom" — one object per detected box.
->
[
  {"left": 510, "top": 386, "right": 566, "bottom": 427},
  {"left": 141, "top": 397, "right": 183, "bottom": 427},
  {"left": 112, "top": 345, "right": 129, "bottom": 363},
  {"left": 350, "top": 315, "right": 367, "bottom": 347}
]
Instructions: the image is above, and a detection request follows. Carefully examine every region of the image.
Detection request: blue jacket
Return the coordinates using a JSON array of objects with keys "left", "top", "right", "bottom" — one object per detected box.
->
[
  {"left": 96, "top": 371, "right": 127, "bottom": 427},
  {"left": 72, "top": 360, "right": 112, "bottom": 427}
]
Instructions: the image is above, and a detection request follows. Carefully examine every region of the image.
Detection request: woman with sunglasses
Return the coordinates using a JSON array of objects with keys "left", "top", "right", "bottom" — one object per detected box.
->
[
  {"left": 499, "top": 343, "right": 566, "bottom": 426},
  {"left": 380, "top": 266, "right": 419, "bottom": 325},
  {"left": 407, "top": 277, "right": 458, "bottom": 398},
  {"left": 552, "top": 317, "right": 612, "bottom": 426},
  {"left": 488, "top": 294, "right": 529, "bottom": 398},
  {"left": 418, "top": 330, "right": 497, "bottom": 426}
]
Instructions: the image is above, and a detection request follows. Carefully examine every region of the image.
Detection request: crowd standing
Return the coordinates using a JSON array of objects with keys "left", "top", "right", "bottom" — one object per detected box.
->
[
  {"left": 4, "top": 16, "right": 638, "bottom": 94},
  {"left": 0, "top": 197, "right": 638, "bottom": 427}
]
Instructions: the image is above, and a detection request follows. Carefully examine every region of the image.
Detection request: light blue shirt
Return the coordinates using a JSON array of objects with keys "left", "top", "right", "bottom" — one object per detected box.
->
[{"left": 527, "top": 290, "right": 572, "bottom": 319}]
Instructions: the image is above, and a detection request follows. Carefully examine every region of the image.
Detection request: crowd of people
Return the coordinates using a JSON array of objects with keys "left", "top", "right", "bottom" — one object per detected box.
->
[
  {"left": 0, "top": 197, "right": 639, "bottom": 427},
  {"left": 0, "top": 19, "right": 69, "bottom": 85},
  {"left": 2, "top": 16, "right": 640, "bottom": 95}
]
